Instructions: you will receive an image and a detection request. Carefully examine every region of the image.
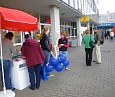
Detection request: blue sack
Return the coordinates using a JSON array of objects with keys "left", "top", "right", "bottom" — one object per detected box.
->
[{"left": 41, "top": 62, "right": 48, "bottom": 81}]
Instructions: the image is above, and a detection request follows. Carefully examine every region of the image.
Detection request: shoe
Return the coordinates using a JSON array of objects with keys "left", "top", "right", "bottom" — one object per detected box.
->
[
  {"left": 93, "top": 60, "right": 96, "bottom": 62},
  {"left": 65, "top": 68, "right": 70, "bottom": 70},
  {"left": 29, "top": 86, "right": 35, "bottom": 90},
  {"left": 48, "top": 74, "right": 54, "bottom": 77},
  {"left": 96, "top": 62, "right": 101, "bottom": 64},
  {"left": 12, "top": 88, "right": 15, "bottom": 91},
  {"left": 86, "top": 65, "right": 91, "bottom": 66},
  {"left": 36, "top": 86, "right": 40, "bottom": 89},
  {"left": 47, "top": 73, "right": 51, "bottom": 76},
  {"left": 6, "top": 88, "right": 15, "bottom": 91}
]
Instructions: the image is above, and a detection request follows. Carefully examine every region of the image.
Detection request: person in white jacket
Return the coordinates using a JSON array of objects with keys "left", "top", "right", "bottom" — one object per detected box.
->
[{"left": 110, "top": 31, "right": 114, "bottom": 40}]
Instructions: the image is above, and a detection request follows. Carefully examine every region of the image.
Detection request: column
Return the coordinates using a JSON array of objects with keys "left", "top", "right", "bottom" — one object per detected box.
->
[
  {"left": 76, "top": 18, "right": 82, "bottom": 47},
  {"left": 87, "top": 22, "right": 90, "bottom": 29},
  {"left": 50, "top": 5, "right": 60, "bottom": 46},
  {"left": 50, "top": 5, "right": 60, "bottom": 57},
  {"left": 92, "top": 24, "right": 94, "bottom": 37}
]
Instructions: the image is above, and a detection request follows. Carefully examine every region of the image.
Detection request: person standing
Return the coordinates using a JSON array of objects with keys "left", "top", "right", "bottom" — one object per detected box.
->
[
  {"left": 21, "top": 34, "right": 45, "bottom": 90},
  {"left": 58, "top": 32, "right": 70, "bottom": 70},
  {"left": 40, "top": 27, "right": 53, "bottom": 76},
  {"left": 93, "top": 29, "right": 102, "bottom": 64},
  {"left": 110, "top": 31, "right": 114, "bottom": 40},
  {"left": 107, "top": 31, "right": 110, "bottom": 39},
  {"left": 104, "top": 31, "right": 108, "bottom": 39},
  {"left": 82, "top": 29, "right": 95, "bottom": 66},
  {"left": 0, "top": 32, "right": 18, "bottom": 90}
]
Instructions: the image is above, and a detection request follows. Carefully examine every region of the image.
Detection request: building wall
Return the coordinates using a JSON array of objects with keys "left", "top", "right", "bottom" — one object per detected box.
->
[
  {"left": 61, "top": 0, "right": 99, "bottom": 23},
  {"left": 99, "top": 11, "right": 115, "bottom": 23}
]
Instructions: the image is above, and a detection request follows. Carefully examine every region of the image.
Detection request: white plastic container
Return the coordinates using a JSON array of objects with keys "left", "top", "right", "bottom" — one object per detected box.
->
[{"left": 11, "top": 58, "right": 30, "bottom": 90}]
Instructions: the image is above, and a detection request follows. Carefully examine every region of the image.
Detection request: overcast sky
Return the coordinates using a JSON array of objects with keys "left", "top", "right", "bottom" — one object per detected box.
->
[{"left": 99, "top": 0, "right": 115, "bottom": 14}]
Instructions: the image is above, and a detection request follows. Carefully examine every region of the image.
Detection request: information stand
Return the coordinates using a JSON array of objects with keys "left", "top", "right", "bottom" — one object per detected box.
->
[{"left": 11, "top": 58, "right": 30, "bottom": 90}]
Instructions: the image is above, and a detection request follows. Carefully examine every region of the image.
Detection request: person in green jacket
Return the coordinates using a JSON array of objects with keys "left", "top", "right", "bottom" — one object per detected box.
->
[{"left": 82, "top": 29, "right": 95, "bottom": 66}]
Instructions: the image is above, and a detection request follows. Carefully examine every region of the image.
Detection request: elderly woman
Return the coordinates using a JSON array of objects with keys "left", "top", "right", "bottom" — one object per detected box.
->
[{"left": 82, "top": 29, "right": 95, "bottom": 66}]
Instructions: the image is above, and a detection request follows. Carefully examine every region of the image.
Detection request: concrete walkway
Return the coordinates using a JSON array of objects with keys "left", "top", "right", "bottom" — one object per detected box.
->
[{"left": 0, "top": 39, "right": 115, "bottom": 97}]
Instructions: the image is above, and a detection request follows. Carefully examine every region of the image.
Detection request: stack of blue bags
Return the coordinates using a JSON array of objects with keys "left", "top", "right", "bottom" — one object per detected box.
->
[{"left": 41, "top": 54, "right": 69, "bottom": 81}]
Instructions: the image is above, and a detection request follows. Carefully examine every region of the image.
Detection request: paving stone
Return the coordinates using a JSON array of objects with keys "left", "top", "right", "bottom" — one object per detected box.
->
[{"left": 0, "top": 40, "right": 115, "bottom": 97}]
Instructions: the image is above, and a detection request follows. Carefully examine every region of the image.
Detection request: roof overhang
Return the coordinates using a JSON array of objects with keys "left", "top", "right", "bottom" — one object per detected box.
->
[{"left": 0, "top": 0, "right": 84, "bottom": 22}]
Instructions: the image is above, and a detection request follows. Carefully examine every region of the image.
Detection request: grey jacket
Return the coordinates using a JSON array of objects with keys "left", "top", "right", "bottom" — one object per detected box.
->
[
  {"left": 0, "top": 38, "right": 18, "bottom": 62},
  {"left": 94, "top": 31, "right": 101, "bottom": 44}
]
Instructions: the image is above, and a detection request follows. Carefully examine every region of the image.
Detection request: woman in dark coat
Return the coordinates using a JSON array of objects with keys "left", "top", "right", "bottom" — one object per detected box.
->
[{"left": 40, "top": 27, "right": 54, "bottom": 76}]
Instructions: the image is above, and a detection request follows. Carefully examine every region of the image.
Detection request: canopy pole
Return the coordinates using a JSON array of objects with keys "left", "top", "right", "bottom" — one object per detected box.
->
[{"left": 0, "top": 14, "right": 6, "bottom": 94}]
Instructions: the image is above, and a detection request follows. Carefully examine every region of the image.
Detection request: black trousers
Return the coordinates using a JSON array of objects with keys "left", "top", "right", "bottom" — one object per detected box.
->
[{"left": 85, "top": 48, "right": 93, "bottom": 66}]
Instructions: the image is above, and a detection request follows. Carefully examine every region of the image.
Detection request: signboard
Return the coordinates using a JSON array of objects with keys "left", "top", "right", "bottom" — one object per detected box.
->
[
  {"left": 80, "top": 16, "right": 90, "bottom": 22},
  {"left": 98, "top": 23, "right": 115, "bottom": 26}
]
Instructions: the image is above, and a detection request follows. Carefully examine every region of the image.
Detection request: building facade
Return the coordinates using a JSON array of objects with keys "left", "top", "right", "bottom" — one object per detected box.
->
[
  {"left": 98, "top": 11, "right": 115, "bottom": 30},
  {"left": 99, "top": 11, "right": 115, "bottom": 23},
  {"left": 0, "top": 0, "right": 99, "bottom": 49}
]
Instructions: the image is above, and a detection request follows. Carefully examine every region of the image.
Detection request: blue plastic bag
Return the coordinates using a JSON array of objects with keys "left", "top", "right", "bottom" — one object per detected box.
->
[{"left": 41, "top": 62, "right": 48, "bottom": 81}]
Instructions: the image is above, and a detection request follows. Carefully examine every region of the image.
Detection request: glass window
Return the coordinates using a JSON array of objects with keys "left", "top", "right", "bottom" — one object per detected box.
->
[
  {"left": 40, "top": 16, "right": 51, "bottom": 24},
  {"left": 114, "top": 14, "right": 115, "bottom": 18},
  {"left": 33, "top": 30, "right": 41, "bottom": 41},
  {"left": 15, "top": 45, "right": 21, "bottom": 53},
  {"left": 109, "top": 15, "right": 112, "bottom": 19},
  {"left": 78, "top": 0, "right": 82, "bottom": 10},
  {"left": 12, "top": 32, "right": 21, "bottom": 45},
  {"left": 63, "top": 0, "right": 69, "bottom": 4},
  {"left": 69, "top": 0, "right": 74, "bottom": 8},
  {"left": 75, "top": 0, "right": 78, "bottom": 9},
  {"left": 82, "top": 0, "right": 86, "bottom": 14},
  {"left": 99, "top": 16, "right": 101, "bottom": 19}
]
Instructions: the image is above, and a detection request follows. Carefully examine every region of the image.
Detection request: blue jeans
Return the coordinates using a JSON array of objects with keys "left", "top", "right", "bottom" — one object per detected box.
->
[
  {"left": 43, "top": 50, "right": 51, "bottom": 75},
  {"left": 0, "top": 60, "right": 12, "bottom": 89},
  {"left": 43, "top": 50, "right": 50, "bottom": 65},
  {"left": 28, "top": 64, "right": 41, "bottom": 88},
  {"left": 59, "top": 51, "right": 68, "bottom": 59}
]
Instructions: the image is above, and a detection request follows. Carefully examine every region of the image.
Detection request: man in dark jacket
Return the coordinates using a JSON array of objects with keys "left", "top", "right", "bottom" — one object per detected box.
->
[{"left": 21, "top": 34, "right": 45, "bottom": 90}]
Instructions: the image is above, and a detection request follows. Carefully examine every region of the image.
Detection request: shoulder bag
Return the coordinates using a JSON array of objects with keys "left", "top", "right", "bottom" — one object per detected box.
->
[{"left": 89, "top": 35, "right": 95, "bottom": 48}]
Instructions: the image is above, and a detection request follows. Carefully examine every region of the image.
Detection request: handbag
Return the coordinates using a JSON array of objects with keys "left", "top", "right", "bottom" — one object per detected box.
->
[
  {"left": 100, "top": 34, "right": 104, "bottom": 44},
  {"left": 89, "top": 35, "right": 95, "bottom": 48},
  {"left": 41, "top": 62, "right": 48, "bottom": 81}
]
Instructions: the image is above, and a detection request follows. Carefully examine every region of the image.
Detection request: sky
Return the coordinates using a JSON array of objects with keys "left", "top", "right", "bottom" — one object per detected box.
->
[{"left": 99, "top": 0, "right": 115, "bottom": 14}]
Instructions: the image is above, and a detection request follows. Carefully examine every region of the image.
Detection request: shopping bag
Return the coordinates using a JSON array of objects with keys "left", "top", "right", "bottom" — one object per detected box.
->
[{"left": 41, "top": 62, "right": 48, "bottom": 81}]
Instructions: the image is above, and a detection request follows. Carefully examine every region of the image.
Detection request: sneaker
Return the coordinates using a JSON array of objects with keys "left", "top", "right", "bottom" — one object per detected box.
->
[
  {"left": 93, "top": 60, "right": 96, "bottom": 62},
  {"left": 36, "top": 85, "right": 40, "bottom": 89},
  {"left": 12, "top": 88, "right": 15, "bottom": 91},
  {"left": 29, "top": 86, "right": 35, "bottom": 90},
  {"left": 86, "top": 65, "right": 91, "bottom": 66},
  {"left": 96, "top": 62, "right": 101, "bottom": 64},
  {"left": 48, "top": 74, "right": 54, "bottom": 77},
  {"left": 65, "top": 68, "right": 70, "bottom": 70}
]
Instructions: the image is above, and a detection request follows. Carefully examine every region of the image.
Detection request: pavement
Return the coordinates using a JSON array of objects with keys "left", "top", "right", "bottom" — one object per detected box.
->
[{"left": 0, "top": 39, "right": 115, "bottom": 97}]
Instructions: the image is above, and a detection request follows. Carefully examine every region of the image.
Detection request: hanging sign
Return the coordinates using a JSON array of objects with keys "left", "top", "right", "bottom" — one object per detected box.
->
[{"left": 80, "top": 16, "right": 90, "bottom": 22}]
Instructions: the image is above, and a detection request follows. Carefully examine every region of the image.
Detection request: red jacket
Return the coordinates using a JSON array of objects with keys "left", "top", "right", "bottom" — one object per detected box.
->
[
  {"left": 50, "top": 43, "right": 53, "bottom": 51},
  {"left": 21, "top": 39, "right": 45, "bottom": 67}
]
